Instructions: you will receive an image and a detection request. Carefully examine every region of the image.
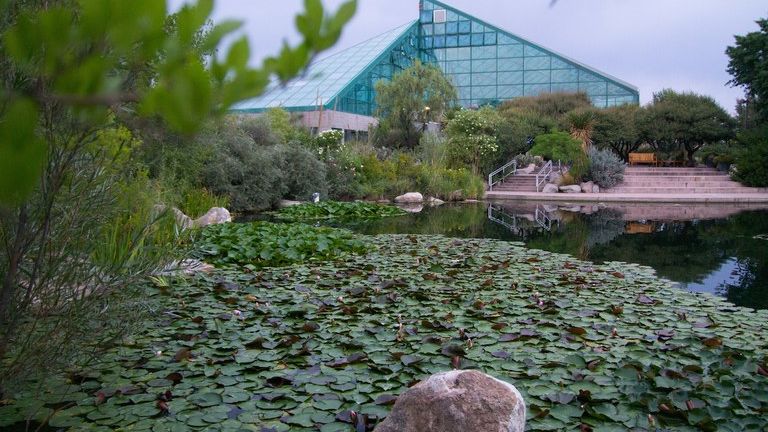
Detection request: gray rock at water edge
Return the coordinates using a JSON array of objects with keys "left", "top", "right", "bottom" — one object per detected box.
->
[
  {"left": 426, "top": 197, "right": 445, "bottom": 206},
  {"left": 374, "top": 370, "right": 525, "bottom": 432},
  {"left": 448, "top": 189, "right": 464, "bottom": 201},
  {"left": 580, "top": 181, "right": 594, "bottom": 193},
  {"left": 394, "top": 192, "right": 424, "bottom": 203},
  {"left": 592, "top": 184, "right": 600, "bottom": 193},
  {"left": 542, "top": 183, "right": 559, "bottom": 193},
  {"left": 193, "top": 207, "right": 232, "bottom": 228},
  {"left": 559, "top": 185, "right": 582, "bottom": 193}
]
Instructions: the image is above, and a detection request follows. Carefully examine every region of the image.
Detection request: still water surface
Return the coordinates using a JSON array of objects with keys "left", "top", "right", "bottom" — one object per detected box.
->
[{"left": 332, "top": 201, "right": 768, "bottom": 310}]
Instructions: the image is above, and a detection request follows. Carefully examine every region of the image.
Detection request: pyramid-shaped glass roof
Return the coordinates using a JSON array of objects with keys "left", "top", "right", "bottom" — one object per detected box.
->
[
  {"left": 233, "top": 21, "right": 422, "bottom": 115},
  {"left": 233, "top": 1, "right": 639, "bottom": 115}
]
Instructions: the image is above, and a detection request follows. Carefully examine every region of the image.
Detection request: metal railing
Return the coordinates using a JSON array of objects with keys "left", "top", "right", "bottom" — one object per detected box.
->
[
  {"left": 488, "top": 160, "right": 516, "bottom": 191},
  {"left": 534, "top": 205, "right": 553, "bottom": 231},
  {"left": 535, "top": 160, "right": 553, "bottom": 192}
]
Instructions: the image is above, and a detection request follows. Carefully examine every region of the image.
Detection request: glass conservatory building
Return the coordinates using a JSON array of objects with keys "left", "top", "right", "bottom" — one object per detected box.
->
[{"left": 233, "top": 0, "right": 639, "bottom": 135}]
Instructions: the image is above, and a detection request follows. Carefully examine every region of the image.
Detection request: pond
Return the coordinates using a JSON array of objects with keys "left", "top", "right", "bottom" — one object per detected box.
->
[{"left": 331, "top": 201, "right": 768, "bottom": 310}]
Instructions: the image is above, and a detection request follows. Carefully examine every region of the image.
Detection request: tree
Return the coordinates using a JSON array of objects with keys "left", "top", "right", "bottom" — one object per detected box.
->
[
  {"left": 640, "top": 90, "right": 734, "bottom": 164},
  {"left": 374, "top": 60, "right": 457, "bottom": 149},
  {"left": 592, "top": 104, "right": 641, "bottom": 161},
  {"left": 0, "top": 0, "right": 356, "bottom": 393},
  {"left": 445, "top": 107, "right": 500, "bottom": 174},
  {"left": 0, "top": 0, "right": 357, "bottom": 205},
  {"left": 726, "top": 18, "right": 768, "bottom": 122}
]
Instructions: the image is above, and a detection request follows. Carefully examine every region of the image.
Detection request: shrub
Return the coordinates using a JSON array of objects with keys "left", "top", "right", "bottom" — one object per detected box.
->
[
  {"left": 558, "top": 172, "right": 577, "bottom": 186},
  {"left": 237, "top": 115, "right": 279, "bottom": 146},
  {"left": 201, "top": 126, "right": 286, "bottom": 212},
  {"left": 276, "top": 144, "right": 329, "bottom": 201},
  {"left": 587, "top": 147, "right": 625, "bottom": 189},
  {"left": 313, "top": 129, "right": 344, "bottom": 158},
  {"left": 446, "top": 107, "right": 500, "bottom": 174},
  {"left": 530, "top": 130, "right": 589, "bottom": 181},
  {"left": 733, "top": 127, "right": 768, "bottom": 187}
]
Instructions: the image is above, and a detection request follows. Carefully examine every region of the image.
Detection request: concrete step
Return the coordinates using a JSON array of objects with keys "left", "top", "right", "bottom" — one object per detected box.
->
[
  {"left": 606, "top": 187, "right": 759, "bottom": 194},
  {"left": 618, "top": 181, "right": 744, "bottom": 188},
  {"left": 621, "top": 175, "right": 730, "bottom": 182},
  {"left": 624, "top": 171, "right": 726, "bottom": 176}
]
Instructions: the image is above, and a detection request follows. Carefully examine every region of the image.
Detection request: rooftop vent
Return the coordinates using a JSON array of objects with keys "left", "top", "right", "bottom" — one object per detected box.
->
[{"left": 433, "top": 9, "right": 446, "bottom": 23}]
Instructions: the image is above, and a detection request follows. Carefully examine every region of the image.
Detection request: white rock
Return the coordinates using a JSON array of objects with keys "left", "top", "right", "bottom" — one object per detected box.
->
[
  {"left": 193, "top": 207, "right": 231, "bottom": 228},
  {"left": 542, "top": 183, "right": 559, "bottom": 193},
  {"left": 426, "top": 197, "right": 445, "bottom": 206},
  {"left": 394, "top": 192, "right": 424, "bottom": 203},
  {"left": 559, "top": 185, "right": 582, "bottom": 193},
  {"left": 592, "top": 185, "right": 600, "bottom": 193}
]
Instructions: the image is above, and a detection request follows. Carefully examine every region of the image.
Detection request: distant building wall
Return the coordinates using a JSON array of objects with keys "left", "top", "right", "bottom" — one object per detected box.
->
[{"left": 300, "top": 110, "right": 378, "bottom": 133}]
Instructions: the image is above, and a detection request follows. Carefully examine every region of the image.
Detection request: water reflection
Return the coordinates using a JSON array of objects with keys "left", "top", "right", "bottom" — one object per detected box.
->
[{"left": 337, "top": 201, "right": 768, "bottom": 309}]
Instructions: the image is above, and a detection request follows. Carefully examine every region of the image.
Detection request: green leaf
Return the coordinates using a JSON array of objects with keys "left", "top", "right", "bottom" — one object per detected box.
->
[{"left": 0, "top": 98, "right": 46, "bottom": 204}]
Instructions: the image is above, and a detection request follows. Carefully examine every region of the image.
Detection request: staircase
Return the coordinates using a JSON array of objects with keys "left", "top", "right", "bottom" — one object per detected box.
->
[
  {"left": 490, "top": 173, "right": 538, "bottom": 192},
  {"left": 606, "top": 167, "right": 765, "bottom": 194}
]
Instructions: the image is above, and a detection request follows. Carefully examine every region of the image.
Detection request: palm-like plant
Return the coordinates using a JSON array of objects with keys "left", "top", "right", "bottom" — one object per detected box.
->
[{"left": 566, "top": 109, "right": 597, "bottom": 152}]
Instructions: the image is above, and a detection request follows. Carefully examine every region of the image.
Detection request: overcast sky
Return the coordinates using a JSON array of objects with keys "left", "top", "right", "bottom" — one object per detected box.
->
[{"left": 175, "top": 0, "right": 767, "bottom": 113}]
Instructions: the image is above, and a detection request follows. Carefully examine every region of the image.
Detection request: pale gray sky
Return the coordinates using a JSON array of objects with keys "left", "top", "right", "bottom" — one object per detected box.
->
[{"left": 174, "top": 0, "right": 767, "bottom": 113}]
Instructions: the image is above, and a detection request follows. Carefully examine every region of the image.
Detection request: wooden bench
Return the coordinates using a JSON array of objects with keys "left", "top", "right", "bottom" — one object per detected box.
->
[{"left": 628, "top": 152, "right": 658, "bottom": 166}]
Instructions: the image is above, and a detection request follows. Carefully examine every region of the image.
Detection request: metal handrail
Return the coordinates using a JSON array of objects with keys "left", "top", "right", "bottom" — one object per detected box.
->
[
  {"left": 535, "top": 160, "right": 553, "bottom": 192},
  {"left": 488, "top": 160, "right": 516, "bottom": 191},
  {"left": 534, "top": 205, "right": 552, "bottom": 231}
]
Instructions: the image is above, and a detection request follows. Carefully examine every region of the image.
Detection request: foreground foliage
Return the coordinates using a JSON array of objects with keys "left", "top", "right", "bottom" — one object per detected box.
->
[
  {"left": 195, "top": 222, "right": 369, "bottom": 268},
  {"left": 2, "top": 234, "right": 767, "bottom": 431},
  {"left": 274, "top": 202, "right": 407, "bottom": 222}
]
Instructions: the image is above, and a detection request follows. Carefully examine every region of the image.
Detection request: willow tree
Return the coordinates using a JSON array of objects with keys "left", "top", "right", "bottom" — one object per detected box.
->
[{"left": 374, "top": 60, "right": 457, "bottom": 149}]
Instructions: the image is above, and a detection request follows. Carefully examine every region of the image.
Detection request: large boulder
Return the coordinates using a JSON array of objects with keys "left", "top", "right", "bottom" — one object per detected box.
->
[
  {"left": 394, "top": 192, "right": 424, "bottom": 204},
  {"left": 559, "top": 185, "right": 582, "bottom": 193},
  {"left": 193, "top": 207, "right": 232, "bottom": 228},
  {"left": 580, "top": 181, "right": 594, "bottom": 193},
  {"left": 374, "top": 370, "right": 525, "bottom": 432},
  {"left": 542, "top": 183, "right": 559, "bottom": 193}
]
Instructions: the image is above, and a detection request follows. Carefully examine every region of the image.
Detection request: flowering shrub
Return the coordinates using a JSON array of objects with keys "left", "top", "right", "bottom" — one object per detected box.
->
[
  {"left": 313, "top": 129, "right": 344, "bottom": 158},
  {"left": 445, "top": 107, "right": 500, "bottom": 174}
]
